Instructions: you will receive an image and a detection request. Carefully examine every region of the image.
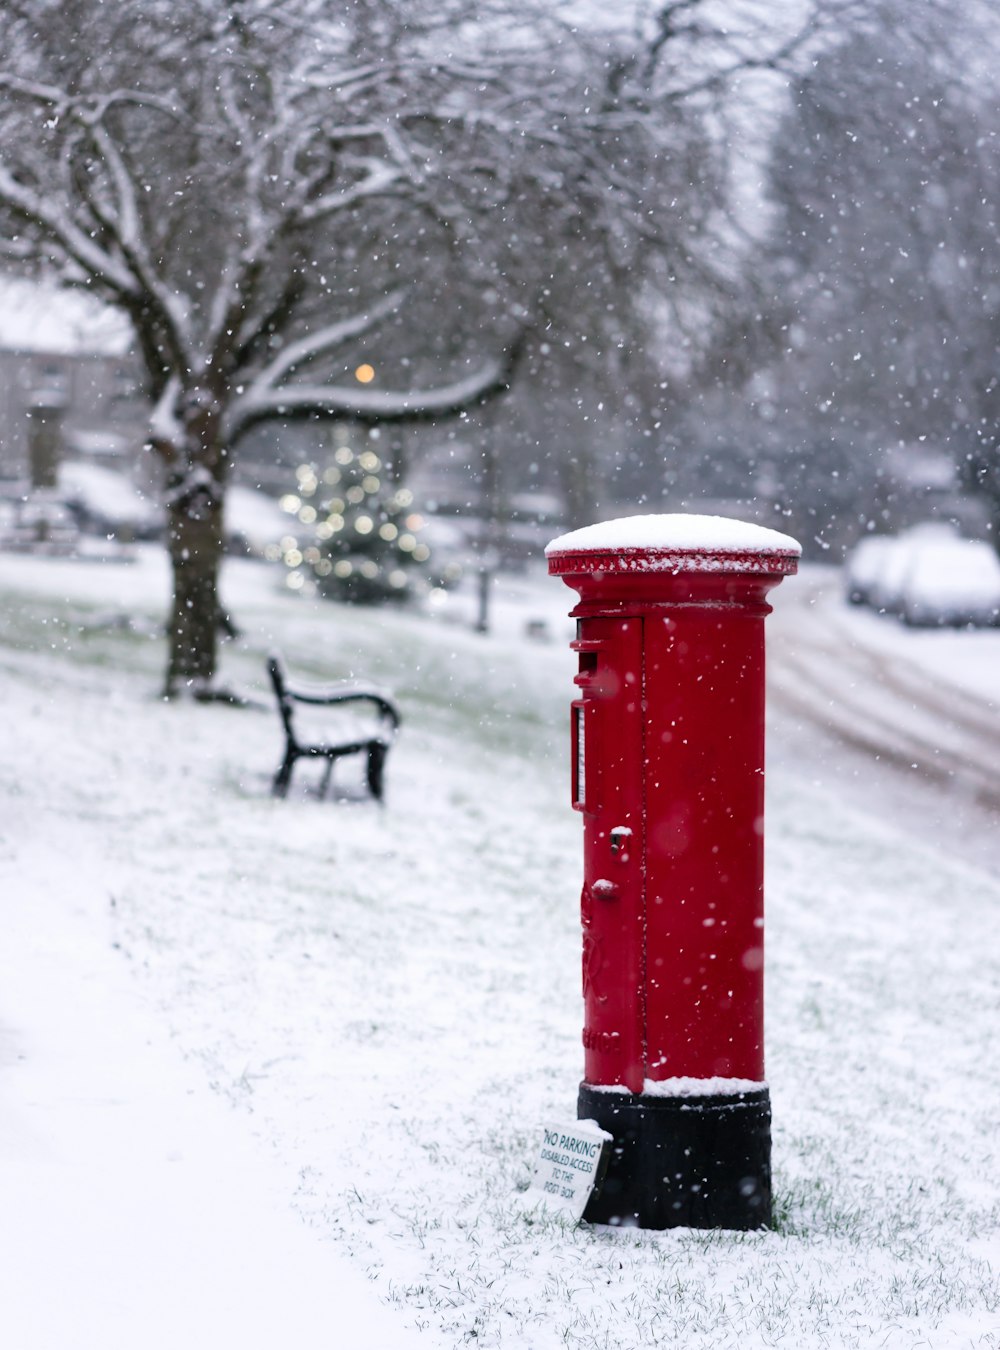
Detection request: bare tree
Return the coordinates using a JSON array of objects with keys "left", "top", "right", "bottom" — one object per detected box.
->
[{"left": 0, "top": 0, "right": 824, "bottom": 692}]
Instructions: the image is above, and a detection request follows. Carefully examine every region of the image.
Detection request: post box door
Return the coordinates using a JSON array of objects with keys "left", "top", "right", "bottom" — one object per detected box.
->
[
  {"left": 642, "top": 610, "right": 766, "bottom": 1082},
  {"left": 574, "top": 615, "right": 645, "bottom": 1094}
]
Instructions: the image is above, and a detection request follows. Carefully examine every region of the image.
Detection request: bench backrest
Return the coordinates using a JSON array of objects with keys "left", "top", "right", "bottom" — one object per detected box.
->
[{"left": 267, "top": 655, "right": 401, "bottom": 747}]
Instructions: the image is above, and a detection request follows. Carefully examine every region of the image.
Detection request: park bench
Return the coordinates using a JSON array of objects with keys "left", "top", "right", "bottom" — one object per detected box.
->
[{"left": 267, "top": 654, "right": 400, "bottom": 802}]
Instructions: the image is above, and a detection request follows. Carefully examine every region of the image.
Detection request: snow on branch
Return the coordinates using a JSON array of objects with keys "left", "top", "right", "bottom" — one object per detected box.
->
[
  {"left": 0, "top": 73, "right": 181, "bottom": 126},
  {"left": 78, "top": 132, "right": 192, "bottom": 366},
  {"left": 224, "top": 352, "right": 516, "bottom": 440},
  {"left": 0, "top": 73, "right": 72, "bottom": 111},
  {"left": 300, "top": 159, "right": 404, "bottom": 222},
  {"left": 250, "top": 290, "right": 407, "bottom": 392},
  {"left": 148, "top": 374, "right": 184, "bottom": 457},
  {"left": 0, "top": 106, "right": 189, "bottom": 368},
  {"left": 163, "top": 463, "right": 222, "bottom": 510},
  {"left": 0, "top": 162, "right": 140, "bottom": 300}
]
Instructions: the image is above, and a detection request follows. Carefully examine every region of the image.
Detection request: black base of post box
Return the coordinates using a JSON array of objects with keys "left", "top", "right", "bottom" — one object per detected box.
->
[{"left": 578, "top": 1082, "right": 772, "bottom": 1230}]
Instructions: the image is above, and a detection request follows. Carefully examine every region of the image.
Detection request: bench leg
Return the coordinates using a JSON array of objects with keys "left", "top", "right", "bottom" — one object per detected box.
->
[
  {"left": 319, "top": 757, "right": 336, "bottom": 799},
  {"left": 366, "top": 742, "right": 388, "bottom": 802},
  {"left": 273, "top": 750, "right": 296, "bottom": 798}
]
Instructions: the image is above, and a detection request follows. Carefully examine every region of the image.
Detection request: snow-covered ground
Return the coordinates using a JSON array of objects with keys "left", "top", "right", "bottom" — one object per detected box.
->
[{"left": 1, "top": 547, "right": 998, "bottom": 1349}]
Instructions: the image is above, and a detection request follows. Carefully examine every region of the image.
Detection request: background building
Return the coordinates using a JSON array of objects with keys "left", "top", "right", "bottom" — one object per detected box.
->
[{"left": 0, "top": 276, "right": 149, "bottom": 488}]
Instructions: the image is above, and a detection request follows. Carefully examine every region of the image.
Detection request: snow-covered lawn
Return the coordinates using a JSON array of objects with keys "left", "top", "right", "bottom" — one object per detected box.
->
[{"left": 1, "top": 548, "right": 998, "bottom": 1349}]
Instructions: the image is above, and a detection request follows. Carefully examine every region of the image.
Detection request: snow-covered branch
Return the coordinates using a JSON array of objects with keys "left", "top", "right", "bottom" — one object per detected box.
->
[
  {"left": 82, "top": 123, "right": 191, "bottom": 365},
  {"left": 0, "top": 73, "right": 181, "bottom": 125},
  {"left": 0, "top": 72, "right": 71, "bottom": 110},
  {"left": 0, "top": 77, "right": 195, "bottom": 368},
  {"left": 300, "top": 159, "right": 404, "bottom": 222},
  {"left": 0, "top": 160, "right": 140, "bottom": 299},
  {"left": 224, "top": 352, "right": 517, "bottom": 441},
  {"left": 249, "top": 290, "right": 407, "bottom": 393},
  {"left": 148, "top": 374, "right": 184, "bottom": 458}
]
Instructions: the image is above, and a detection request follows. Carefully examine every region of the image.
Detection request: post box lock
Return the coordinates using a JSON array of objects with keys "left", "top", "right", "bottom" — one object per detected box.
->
[{"left": 609, "top": 826, "right": 632, "bottom": 856}]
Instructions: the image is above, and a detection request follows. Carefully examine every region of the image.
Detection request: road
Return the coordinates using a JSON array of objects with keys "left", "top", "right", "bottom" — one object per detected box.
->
[{"left": 767, "top": 566, "right": 1000, "bottom": 874}]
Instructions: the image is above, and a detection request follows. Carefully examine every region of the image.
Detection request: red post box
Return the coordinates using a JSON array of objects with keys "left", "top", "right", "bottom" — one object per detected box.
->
[{"left": 546, "top": 513, "right": 799, "bottom": 1229}]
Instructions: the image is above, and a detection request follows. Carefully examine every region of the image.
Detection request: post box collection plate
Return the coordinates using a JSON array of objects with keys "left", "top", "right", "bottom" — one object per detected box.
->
[{"left": 547, "top": 514, "right": 799, "bottom": 1231}]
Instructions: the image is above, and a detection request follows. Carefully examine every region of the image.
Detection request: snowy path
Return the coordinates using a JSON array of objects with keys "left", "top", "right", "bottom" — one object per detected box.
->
[
  {"left": 768, "top": 566, "right": 1000, "bottom": 874},
  {"left": 0, "top": 823, "right": 429, "bottom": 1350},
  {"left": 770, "top": 569, "right": 1000, "bottom": 804},
  {"left": 0, "top": 551, "right": 439, "bottom": 1349}
]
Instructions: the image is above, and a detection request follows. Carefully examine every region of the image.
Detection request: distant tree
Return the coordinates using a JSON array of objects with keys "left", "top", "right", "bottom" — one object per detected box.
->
[
  {"left": 0, "top": 0, "right": 827, "bottom": 692},
  {"left": 759, "top": 0, "right": 1000, "bottom": 545}
]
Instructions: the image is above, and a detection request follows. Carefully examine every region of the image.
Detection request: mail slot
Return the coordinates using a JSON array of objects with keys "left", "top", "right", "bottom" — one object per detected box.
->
[{"left": 547, "top": 513, "right": 799, "bottom": 1230}]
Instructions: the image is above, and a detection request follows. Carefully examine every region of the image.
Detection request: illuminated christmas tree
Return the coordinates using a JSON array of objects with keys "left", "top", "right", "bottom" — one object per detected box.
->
[{"left": 276, "top": 430, "right": 432, "bottom": 604}]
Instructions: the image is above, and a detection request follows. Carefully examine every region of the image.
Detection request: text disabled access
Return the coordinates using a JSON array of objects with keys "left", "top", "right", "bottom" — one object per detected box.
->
[{"left": 524, "top": 1120, "right": 611, "bottom": 1221}]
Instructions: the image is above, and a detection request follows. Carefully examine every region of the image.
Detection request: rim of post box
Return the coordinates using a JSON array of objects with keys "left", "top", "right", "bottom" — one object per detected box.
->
[
  {"left": 546, "top": 545, "right": 799, "bottom": 577},
  {"left": 545, "top": 513, "right": 802, "bottom": 581}
]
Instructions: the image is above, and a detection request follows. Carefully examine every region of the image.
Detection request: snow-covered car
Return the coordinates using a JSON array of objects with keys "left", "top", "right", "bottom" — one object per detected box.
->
[
  {"left": 58, "top": 462, "right": 162, "bottom": 540},
  {"left": 861, "top": 523, "right": 958, "bottom": 615},
  {"left": 844, "top": 534, "right": 895, "bottom": 605},
  {"left": 3, "top": 493, "right": 80, "bottom": 555},
  {"left": 897, "top": 537, "right": 1000, "bottom": 628}
]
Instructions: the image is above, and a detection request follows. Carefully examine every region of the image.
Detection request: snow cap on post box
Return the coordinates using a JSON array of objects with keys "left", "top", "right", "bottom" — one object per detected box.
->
[{"left": 546, "top": 513, "right": 801, "bottom": 589}]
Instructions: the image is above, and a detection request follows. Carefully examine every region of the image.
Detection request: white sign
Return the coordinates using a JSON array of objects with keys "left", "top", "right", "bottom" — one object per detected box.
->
[{"left": 525, "top": 1120, "right": 611, "bottom": 1221}]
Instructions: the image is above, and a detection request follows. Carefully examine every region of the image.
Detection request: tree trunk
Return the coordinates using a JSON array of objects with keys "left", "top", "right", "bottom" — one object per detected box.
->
[
  {"left": 558, "top": 442, "right": 603, "bottom": 528},
  {"left": 962, "top": 437, "right": 1000, "bottom": 561},
  {"left": 989, "top": 496, "right": 1000, "bottom": 563},
  {"left": 384, "top": 431, "right": 406, "bottom": 486},
  {"left": 165, "top": 490, "right": 225, "bottom": 697}
]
